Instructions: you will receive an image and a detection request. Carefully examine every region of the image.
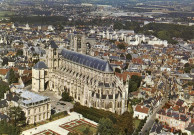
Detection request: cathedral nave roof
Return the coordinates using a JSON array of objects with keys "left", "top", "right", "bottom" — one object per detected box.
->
[{"left": 61, "top": 49, "right": 113, "bottom": 73}]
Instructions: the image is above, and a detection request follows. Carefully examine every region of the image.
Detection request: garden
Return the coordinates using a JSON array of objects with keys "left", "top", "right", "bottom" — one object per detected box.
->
[{"left": 60, "top": 119, "right": 97, "bottom": 135}]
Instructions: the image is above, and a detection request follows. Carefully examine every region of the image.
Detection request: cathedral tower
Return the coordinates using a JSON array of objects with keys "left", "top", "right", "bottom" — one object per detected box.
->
[
  {"left": 32, "top": 61, "right": 48, "bottom": 92},
  {"left": 47, "top": 41, "right": 59, "bottom": 70}
]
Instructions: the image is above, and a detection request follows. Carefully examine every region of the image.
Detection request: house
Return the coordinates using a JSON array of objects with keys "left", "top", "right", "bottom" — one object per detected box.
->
[
  {"left": 143, "top": 75, "right": 154, "bottom": 87},
  {"left": 133, "top": 105, "right": 149, "bottom": 120},
  {"left": 156, "top": 108, "right": 191, "bottom": 131},
  {"left": 0, "top": 113, "right": 9, "bottom": 121},
  {"left": 150, "top": 122, "right": 163, "bottom": 135},
  {"left": 0, "top": 69, "right": 9, "bottom": 80},
  {"left": 0, "top": 99, "right": 8, "bottom": 114},
  {"left": 9, "top": 89, "right": 51, "bottom": 124}
]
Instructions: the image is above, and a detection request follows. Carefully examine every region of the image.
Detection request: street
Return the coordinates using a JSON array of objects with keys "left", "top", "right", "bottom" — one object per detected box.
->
[{"left": 140, "top": 76, "right": 170, "bottom": 134}]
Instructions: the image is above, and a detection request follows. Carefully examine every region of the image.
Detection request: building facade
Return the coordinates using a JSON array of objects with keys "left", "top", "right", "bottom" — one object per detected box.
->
[
  {"left": 156, "top": 109, "right": 191, "bottom": 131},
  {"left": 70, "top": 34, "right": 87, "bottom": 54},
  {"left": 133, "top": 105, "right": 149, "bottom": 120},
  {"left": 13, "top": 89, "right": 51, "bottom": 124},
  {"left": 32, "top": 44, "right": 128, "bottom": 114}
]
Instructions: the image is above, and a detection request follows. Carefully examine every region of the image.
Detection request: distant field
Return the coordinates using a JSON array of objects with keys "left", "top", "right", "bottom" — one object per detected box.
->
[{"left": 0, "top": 11, "right": 14, "bottom": 19}]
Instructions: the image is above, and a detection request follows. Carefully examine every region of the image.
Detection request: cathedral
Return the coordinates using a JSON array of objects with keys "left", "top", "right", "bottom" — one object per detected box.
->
[{"left": 32, "top": 41, "right": 128, "bottom": 114}]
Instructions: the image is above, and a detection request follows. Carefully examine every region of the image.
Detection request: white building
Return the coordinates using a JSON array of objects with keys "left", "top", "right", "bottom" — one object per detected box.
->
[
  {"left": 133, "top": 105, "right": 149, "bottom": 120},
  {"left": 12, "top": 89, "right": 51, "bottom": 124}
]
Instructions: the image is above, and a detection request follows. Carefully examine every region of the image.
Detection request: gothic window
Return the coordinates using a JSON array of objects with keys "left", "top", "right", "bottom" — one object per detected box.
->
[
  {"left": 54, "top": 49, "right": 56, "bottom": 55},
  {"left": 34, "top": 108, "right": 36, "bottom": 114}
]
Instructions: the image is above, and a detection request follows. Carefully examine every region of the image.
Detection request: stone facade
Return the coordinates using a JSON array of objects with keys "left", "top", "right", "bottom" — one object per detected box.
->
[
  {"left": 70, "top": 34, "right": 86, "bottom": 54},
  {"left": 32, "top": 45, "right": 128, "bottom": 114},
  {"left": 12, "top": 89, "right": 51, "bottom": 124},
  {"left": 23, "top": 102, "right": 51, "bottom": 124}
]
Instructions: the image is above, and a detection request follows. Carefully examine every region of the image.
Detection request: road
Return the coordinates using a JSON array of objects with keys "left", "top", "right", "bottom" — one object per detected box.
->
[
  {"left": 140, "top": 97, "right": 168, "bottom": 134},
  {"left": 140, "top": 76, "right": 171, "bottom": 134}
]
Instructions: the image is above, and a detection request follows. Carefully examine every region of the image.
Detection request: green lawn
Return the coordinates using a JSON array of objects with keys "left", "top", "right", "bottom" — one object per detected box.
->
[
  {"left": 128, "top": 104, "right": 133, "bottom": 113},
  {"left": 134, "top": 119, "right": 141, "bottom": 129},
  {"left": 72, "top": 124, "right": 97, "bottom": 135}
]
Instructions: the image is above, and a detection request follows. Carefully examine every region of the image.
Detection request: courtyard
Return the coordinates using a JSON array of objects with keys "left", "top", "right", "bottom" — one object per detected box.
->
[
  {"left": 60, "top": 119, "right": 97, "bottom": 135},
  {"left": 22, "top": 112, "right": 98, "bottom": 135}
]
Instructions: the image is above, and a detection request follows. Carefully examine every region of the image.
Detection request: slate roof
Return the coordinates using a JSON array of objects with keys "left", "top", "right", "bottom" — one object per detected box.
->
[
  {"left": 61, "top": 49, "right": 113, "bottom": 73},
  {"left": 0, "top": 100, "right": 8, "bottom": 108},
  {"left": 50, "top": 40, "right": 58, "bottom": 49},
  {"left": 14, "top": 89, "right": 49, "bottom": 105},
  {"left": 150, "top": 122, "right": 163, "bottom": 134},
  {"left": 0, "top": 113, "right": 9, "bottom": 120},
  {"left": 157, "top": 109, "right": 190, "bottom": 122},
  {"left": 33, "top": 61, "right": 48, "bottom": 69}
]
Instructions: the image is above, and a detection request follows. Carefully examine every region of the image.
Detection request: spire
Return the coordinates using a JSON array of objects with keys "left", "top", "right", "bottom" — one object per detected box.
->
[{"left": 103, "top": 61, "right": 113, "bottom": 72}]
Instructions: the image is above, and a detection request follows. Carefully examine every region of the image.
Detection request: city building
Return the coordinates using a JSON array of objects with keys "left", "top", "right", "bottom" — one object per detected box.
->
[{"left": 32, "top": 44, "right": 128, "bottom": 114}]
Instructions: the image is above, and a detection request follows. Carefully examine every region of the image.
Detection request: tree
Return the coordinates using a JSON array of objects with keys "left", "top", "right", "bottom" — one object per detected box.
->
[
  {"left": 115, "top": 68, "right": 121, "bottom": 73},
  {"left": 83, "top": 126, "right": 91, "bottom": 135},
  {"left": 97, "top": 118, "right": 115, "bottom": 135},
  {"left": 7, "top": 69, "right": 18, "bottom": 85},
  {"left": 157, "top": 30, "right": 171, "bottom": 41},
  {"left": 184, "top": 63, "right": 190, "bottom": 68},
  {"left": 184, "top": 67, "right": 191, "bottom": 73},
  {"left": 8, "top": 106, "right": 26, "bottom": 127},
  {"left": 117, "top": 43, "right": 126, "bottom": 50},
  {"left": 183, "top": 63, "right": 194, "bottom": 73},
  {"left": 128, "top": 75, "right": 142, "bottom": 94},
  {"left": 128, "top": 80, "right": 138, "bottom": 93},
  {"left": 67, "top": 133, "right": 79, "bottom": 135},
  {"left": 113, "top": 22, "right": 124, "bottom": 30},
  {"left": 117, "top": 112, "right": 134, "bottom": 135},
  {"left": 0, "top": 81, "right": 9, "bottom": 100},
  {"left": 2, "top": 57, "right": 8, "bottom": 66},
  {"left": 61, "top": 91, "right": 73, "bottom": 102},
  {"left": 131, "top": 75, "right": 142, "bottom": 88},
  {"left": 126, "top": 54, "right": 132, "bottom": 60},
  {"left": 16, "top": 49, "right": 23, "bottom": 56},
  {"left": 0, "top": 120, "right": 20, "bottom": 135}
]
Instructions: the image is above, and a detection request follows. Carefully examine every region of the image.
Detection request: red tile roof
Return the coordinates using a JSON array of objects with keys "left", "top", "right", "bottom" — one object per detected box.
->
[
  {"left": 135, "top": 105, "right": 149, "bottom": 114},
  {"left": 0, "top": 69, "right": 9, "bottom": 75},
  {"left": 115, "top": 72, "right": 141, "bottom": 82}
]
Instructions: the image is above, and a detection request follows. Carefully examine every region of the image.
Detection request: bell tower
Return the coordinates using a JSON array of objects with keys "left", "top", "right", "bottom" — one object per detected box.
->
[
  {"left": 32, "top": 61, "right": 48, "bottom": 92},
  {"left": 47, "top": 41, "right": 59, "bottom": 70}
]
